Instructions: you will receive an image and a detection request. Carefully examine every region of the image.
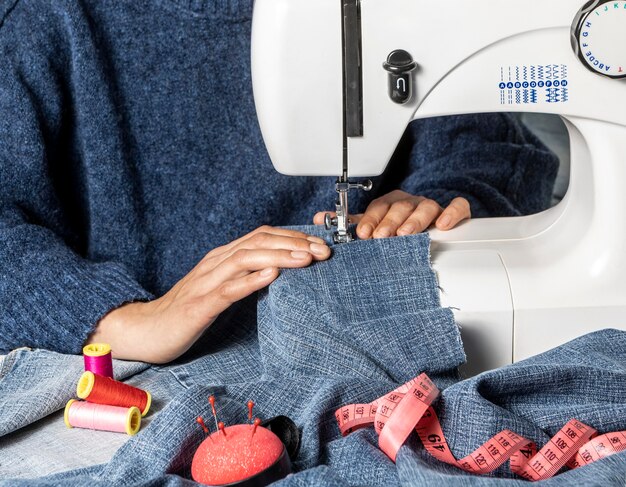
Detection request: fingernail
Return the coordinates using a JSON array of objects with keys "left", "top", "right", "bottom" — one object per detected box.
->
[
  {"left": 307, "top": 236, "right": 326, "bottom": 244},
  {"left": 310, "top": 243, "right": 329, "bottom": 256},
  {"left": 260, "top": 268, "right": 274, "bottom": 278},
  {"left": 439, "top": 216, "right": 452, "bottom": 228},
  {"left": 374, "top": 228, "right": 390, "bottom": 239},
  {"left": 398, "top": 224, "right": 415, "bottom": 235},
  {"left": 360, "top": 224, "right": 373, "bottom": 237},
  {"left": 291, "top": 251, "right": 310, "bottom": 260}
]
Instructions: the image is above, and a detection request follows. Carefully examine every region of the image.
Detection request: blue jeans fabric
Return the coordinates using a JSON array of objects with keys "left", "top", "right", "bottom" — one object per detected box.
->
[{"left": 1, "top": 229, "right": 625, "bottom": 486}]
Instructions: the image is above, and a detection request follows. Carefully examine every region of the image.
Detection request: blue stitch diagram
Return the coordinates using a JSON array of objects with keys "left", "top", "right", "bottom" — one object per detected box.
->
[
  {"left": 498, "top": 64, "right": 569, "bottom": 105},
  {"left": 546, "top": 87, "right": 560, "bottom": 103}
]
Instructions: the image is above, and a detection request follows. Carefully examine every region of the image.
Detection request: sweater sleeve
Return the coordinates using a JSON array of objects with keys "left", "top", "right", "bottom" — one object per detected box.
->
[
  {"left": 388, "top": 113, "right": 559, "bottom": 218},
  {"left": 0, "top": 5, "right": 153, "bottom": 354}
]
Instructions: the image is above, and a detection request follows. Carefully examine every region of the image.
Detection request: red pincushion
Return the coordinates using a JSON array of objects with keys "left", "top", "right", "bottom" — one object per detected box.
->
[{"left": 191, "top": 424, "right": 284, "bottom": 485}]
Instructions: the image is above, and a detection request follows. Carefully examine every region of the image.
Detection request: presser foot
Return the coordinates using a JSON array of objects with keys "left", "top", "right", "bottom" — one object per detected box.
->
[
  {"left": 324, "top": 178, "right": 372, "bottom": 244},
  {"left": 324, "top": 213, "right": 353, "bottom": 244}
]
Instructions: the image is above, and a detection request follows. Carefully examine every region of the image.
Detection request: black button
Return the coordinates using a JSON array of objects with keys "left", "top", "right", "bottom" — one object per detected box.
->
[{"left": 383, "top": 50, "right": 417, "bottom": 104}]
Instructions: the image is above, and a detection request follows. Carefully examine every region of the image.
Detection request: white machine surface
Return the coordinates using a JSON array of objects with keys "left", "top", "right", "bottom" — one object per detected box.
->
[{"left": 251, "top": 0, "right": 626, "bottom": 374}]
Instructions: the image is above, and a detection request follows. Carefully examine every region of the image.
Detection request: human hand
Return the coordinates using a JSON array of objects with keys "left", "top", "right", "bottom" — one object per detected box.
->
[
  {"left": 313, "top": 190, "right": 470, "bottom": 239},
  {"left": 87, "top": 226, "right": 331, "bottom": 364}
]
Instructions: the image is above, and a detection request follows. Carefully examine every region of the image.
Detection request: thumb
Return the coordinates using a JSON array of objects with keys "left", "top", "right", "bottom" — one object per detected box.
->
[{"left": 313, "top": 211, "right": 336, "bottom": 225}]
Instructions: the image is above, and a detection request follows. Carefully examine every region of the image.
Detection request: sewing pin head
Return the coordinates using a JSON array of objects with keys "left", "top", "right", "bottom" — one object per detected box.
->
[
  {"left": 209, "top": 395, "right": 220, "bottom": 431},
  {"left": 196, "top": 416, "right": 209, "bottom": 434},
  {"left": 251, "top": 417, "right": 261, "bottom": 437},
  {"left": 247, "top": 400, "right": 255, "bottom": 423}
]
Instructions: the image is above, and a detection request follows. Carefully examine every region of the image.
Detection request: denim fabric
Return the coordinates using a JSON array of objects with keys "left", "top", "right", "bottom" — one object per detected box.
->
[{"left": 1, "top": 230, "right": 625, "bottom": 486}]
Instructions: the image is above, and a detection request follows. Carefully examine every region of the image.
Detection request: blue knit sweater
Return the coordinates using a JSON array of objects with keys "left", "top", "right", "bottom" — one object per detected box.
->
[{"left": 0, "top": 0, "right": 557, "bottom": 354}]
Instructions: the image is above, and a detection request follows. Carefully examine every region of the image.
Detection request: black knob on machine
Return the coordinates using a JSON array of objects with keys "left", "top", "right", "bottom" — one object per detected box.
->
[{"left": 383, "top": 50, "right": 418, "bottom": 104}]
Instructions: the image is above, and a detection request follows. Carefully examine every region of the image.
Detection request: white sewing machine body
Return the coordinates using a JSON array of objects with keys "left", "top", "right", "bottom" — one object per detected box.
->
[{"left": 251, "top": 0, "right": 626, "bottom": 374}]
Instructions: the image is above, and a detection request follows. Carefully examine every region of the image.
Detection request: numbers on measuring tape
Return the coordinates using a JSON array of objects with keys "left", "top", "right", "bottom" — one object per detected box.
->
[
  {"left": 474, "top": 454, "right": 487, "bottom": 467},
  {"left": 413, "top": 389, "right": 425, "bottom": 399},
  {"left": 335, "top": 372, "right": 626, "bottom": 482},
  {"left": 487, "top": 444, "right": 500, "bottom": 457},
  {"left": 544, "top": 449, "right": 557, "bottom": 462}
]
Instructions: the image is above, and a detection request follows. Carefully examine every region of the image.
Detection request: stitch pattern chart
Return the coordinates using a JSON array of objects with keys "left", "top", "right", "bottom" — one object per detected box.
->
[{"left": 498, "top": 65, "right": 569, "bottom": 105}]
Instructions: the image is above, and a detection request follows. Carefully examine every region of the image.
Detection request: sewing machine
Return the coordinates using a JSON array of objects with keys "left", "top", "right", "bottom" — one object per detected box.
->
[{"left": 251, "top": 0, "right": 626, "bottom": 374}]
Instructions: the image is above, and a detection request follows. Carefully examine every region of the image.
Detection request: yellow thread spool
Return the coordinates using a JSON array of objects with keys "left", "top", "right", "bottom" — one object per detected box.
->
[
  {"left": 64, "top": 399, "right": 76, "bottom": 429},
  {"left": 82, "top": 343, "right": 111, "bottom": 357},
  {"left": 125, "top": 406, "right": 142, "bottom": 435}
]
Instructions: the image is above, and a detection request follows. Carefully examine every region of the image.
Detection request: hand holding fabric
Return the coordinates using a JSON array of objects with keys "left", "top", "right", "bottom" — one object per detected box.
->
[
  {"left": 87, "top": 227, "right": 331, "bottom": 364},
  {"left": 314, "top": 190, "right": 471, "bottom": 239}
]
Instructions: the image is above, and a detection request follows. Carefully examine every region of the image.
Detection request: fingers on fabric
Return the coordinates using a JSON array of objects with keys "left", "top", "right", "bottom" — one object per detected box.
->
[
  {"left": 210, "top": 267, "right": 280, "bottom": 312},
  {"left": 208, "top": 226, "right": 326, "bottom": 260},
  {"left": 199, "top": 248, "right": 321, "bottom": 294},
  {"left": 204, "top": 227, "right": 330, "bottom": 267},
  {"left": 225, "top": 248, "right": 314, "bottom": 275},
  {"left": 220, "top": 233, "right": 331, "bottom": 266},
  {"left": 374, "top": 199, "right": 421, "bottom": 238},
  {"left": 193, "top": 246, "right": 323, "bottom": 319},
  {"left": 181, "top": 227, "right": 332, "bottom": 317},
  {"left": 357, "top": 191, "right": 424, "bottom": 239},
  {"left": 435, "top": 197, "right": 471, "bottom": 230},
  {"left": 397, "top": 199, "right": 443, "bottom": 236},
  {"left": 356, "top": 198, "right": 392, "bottom": 240}
]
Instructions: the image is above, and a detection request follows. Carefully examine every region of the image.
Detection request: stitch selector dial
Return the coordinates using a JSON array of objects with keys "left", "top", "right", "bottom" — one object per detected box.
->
[{"left": 572, "top": 0, "right": 626, "bottom": 79}]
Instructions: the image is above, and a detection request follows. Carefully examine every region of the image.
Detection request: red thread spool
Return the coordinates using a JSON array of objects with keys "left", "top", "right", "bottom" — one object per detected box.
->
[
  {"left": 76, "top": 371, "right": 151, "bottom": 417},
  {"left": 192, "top": 423, "right": 289, "bottom": 486}
]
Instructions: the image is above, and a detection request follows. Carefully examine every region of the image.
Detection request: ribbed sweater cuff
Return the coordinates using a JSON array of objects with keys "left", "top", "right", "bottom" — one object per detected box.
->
[{"left": 10, "top": 262, "right": 154, "bottom": 355}]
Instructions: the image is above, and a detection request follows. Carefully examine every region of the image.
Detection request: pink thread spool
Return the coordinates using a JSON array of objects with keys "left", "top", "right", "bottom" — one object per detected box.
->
[
  {"left": 64, "top": 399, "right": 141, "bottom": 436},
  {"left": 83, "top": 343, "right": 114, "bottom": 378}
]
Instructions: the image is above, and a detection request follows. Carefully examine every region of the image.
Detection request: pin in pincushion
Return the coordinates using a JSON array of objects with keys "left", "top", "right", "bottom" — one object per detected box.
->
[
  {"left": 192, "top": 398, "right": 293, "bottom": 487},
  {"left": 191, "top": 423, "right": 289, "bottom": 486}
]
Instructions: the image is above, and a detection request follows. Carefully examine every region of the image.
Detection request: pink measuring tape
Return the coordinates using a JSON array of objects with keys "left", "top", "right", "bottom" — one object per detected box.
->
[{"left": 336, "top": 373, "right": 626, "bottom": 481}]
